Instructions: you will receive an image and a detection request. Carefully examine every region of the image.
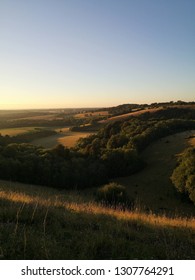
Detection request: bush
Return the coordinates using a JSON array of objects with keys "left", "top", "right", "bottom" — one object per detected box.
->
[{"left": 96, "top": 182, "right": 133, "bottom": 208}]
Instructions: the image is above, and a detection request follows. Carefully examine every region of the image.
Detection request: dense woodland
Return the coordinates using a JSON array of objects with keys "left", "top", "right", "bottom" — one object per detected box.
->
[{"left": 0, "top": 106, "right": 195, "bottom": 198}]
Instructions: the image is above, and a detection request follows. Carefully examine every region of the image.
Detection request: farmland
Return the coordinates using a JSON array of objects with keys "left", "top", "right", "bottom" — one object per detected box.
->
[
  {"left": 31, "top": 128, "right": 92, "bottom": 148},
  {"left": 0, "top": 125, "right": 94, "bottom": 149},
  {"left": 0, "top": 127, "right": 39, "bottom": 136}
]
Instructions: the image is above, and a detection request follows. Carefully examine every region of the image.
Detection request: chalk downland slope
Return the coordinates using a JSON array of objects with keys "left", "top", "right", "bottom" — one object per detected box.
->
[{"left": 0, "top": 178, "right": 195, "bottom": 260}]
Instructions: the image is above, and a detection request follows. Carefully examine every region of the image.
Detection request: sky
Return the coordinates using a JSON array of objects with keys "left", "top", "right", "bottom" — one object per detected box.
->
[{"left": 0, "top": 0, "right": 195, "bottom": 109}]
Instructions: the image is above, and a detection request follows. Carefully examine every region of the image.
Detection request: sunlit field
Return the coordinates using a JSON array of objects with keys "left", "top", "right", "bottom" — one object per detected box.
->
[
  {"left": 31, "top": 128, "right": 92, "bottom": 148},
  {"left": 0, "top": 127, "right": 39, "bottom": 136},
  {"left": 75, "top": 111, "right": 109, "bottom": 119},
  {"left": 101, "top": 107, "right": 163, "bottom": 123},
  {"left": 57, "top": 132, "right": 92, "bottom": 148}
]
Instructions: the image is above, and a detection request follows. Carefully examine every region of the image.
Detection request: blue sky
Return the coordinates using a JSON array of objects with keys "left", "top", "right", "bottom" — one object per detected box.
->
[{"left": 0, "top": 0, "right": 194, "bottom": 109}]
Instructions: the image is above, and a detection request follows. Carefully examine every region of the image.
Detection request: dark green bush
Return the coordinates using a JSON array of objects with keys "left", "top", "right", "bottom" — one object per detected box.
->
[{"left": 96, "top": 182, "right": 133, "bottom": 208}]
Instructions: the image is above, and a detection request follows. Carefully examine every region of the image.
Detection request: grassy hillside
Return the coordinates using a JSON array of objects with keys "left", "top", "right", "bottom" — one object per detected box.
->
[
  {"left": 0, "top": 180, "right": 195, "bottom": 260},
  {"left": 116, "top": 131, "right": 195, "bottom": 217}
]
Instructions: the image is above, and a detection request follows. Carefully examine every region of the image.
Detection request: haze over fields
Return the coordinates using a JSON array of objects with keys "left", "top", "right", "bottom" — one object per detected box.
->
[{"left": 0, "top": 0, "right": 195, "bottom": 109}]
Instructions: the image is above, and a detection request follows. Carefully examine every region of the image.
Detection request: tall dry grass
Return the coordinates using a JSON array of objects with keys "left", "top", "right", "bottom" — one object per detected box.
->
[{"left": 1, "top": 181, "right": 195, "bottom": 259}]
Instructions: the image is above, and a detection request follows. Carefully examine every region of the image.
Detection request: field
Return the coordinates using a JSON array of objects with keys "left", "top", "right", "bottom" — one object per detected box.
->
[
  {"left": 0, "top": 126, "right": 93, "bottom": 148},
  {"left": 116, "top": 130, "right": 195, "bottom": 216},
  {"left": 13, "top": 114, "right": 60, "bottom": 121},
  {"left": 100, "top": 107, "right": 163, "bottom": 123},
  {"left": 75, "top": 110, "right": 109, "bottom": 119},
  {"left": 100, "top": 104, "right": 195, "bottom": 123},
  {"left": 0, "top": 127, "right": 39, "bottom": 136},
  {"left": 31, "top": 127, "right": 92, "bottom": 148}
]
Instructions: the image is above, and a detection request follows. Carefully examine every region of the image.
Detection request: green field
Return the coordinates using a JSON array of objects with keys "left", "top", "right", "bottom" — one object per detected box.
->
[{"left": 116, "top": 130, "right": 195, "bottom": 216}]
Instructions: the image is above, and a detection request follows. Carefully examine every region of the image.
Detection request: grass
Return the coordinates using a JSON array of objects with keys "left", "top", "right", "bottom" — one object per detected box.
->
[
  {"left": 0, "top": 125, "right": 91, "bottom": 148},
  {"left": 0, "top": 127, "right": 40, "bottom": 136},
  {"left": 116, "top": 130, "right": 195, "bottom": 217},
  {"left": 31, "top": 127, "right": 92, "bottom": 148},
  {"left": 0, "top": 179, "right": 195, "bottom": 260},
  {"left": 13, "top": 114, "right": 58, "bottom": 121}
]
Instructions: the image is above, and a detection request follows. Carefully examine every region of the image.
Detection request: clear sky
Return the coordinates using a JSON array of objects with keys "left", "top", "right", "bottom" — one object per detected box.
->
[{"left": 0, "top": 0, "right": 195, "bottom": 109}]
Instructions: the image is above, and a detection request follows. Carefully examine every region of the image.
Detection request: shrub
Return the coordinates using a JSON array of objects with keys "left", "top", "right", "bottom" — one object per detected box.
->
[{"left": 96, "top": 182, "right": 133, "bottom": 208}]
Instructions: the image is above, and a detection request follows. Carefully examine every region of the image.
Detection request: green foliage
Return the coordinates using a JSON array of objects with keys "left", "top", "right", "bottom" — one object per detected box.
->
[
  {"left": 0, "top": 143, "right": 107, "bottom": 189},
  {"left": 1, "top": 107, "right": 195, "bottom": 191},
  {"left": 96, "top": 182, "right": 133, "bottom": 208},
  {"left": 171, "top": 148, "right": 195, "bottom": 204}
]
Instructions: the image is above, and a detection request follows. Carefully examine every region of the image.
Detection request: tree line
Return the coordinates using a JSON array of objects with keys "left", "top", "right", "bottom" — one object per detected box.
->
[
  {"left": 0, "top": 114, "right": 195, "bottom": 190},
  {"left": 171, "top": 147, "right": 195, "bottom": 205}
]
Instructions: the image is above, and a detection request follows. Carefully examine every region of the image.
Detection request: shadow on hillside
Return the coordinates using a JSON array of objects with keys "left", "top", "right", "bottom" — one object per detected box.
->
[
  {"left": 0, "top": 195, "right": 195, "bottom": 260},
  {"left": 115, "top": 131, "right": 195, "bottom": 218}
]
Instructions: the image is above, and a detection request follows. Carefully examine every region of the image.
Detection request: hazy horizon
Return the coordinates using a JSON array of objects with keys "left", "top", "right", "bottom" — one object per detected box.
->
[{"left": 1, "top": 0, "right": 194, "bottom": 109}]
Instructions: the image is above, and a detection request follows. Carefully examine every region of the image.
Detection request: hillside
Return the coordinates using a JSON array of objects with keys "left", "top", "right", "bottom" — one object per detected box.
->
[
  {"left": 0, "top": 179, "right": 195, "bottom": 260},
  {"left": 116, "top": 130, "right": 195, "bottom": 216}
]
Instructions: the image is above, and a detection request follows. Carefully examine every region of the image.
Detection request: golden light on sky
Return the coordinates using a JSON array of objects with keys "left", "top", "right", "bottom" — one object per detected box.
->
[{"left": 0, "top": 0, "right": 194, "bottom": 109}]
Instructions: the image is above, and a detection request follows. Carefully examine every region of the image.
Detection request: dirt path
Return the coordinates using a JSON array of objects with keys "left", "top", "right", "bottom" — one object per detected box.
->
[{"left": 116, "top": 130, "right": 195, "bottom": 216}]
